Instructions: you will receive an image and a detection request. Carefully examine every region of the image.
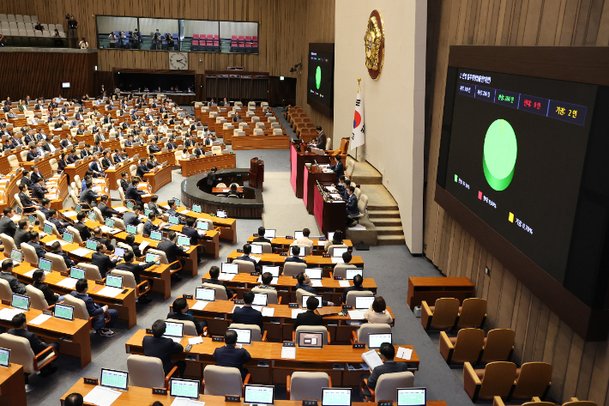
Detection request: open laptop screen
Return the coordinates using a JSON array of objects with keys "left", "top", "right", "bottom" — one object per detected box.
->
[
  {"left": 106, "top": 275, "right": 123, "bottom": 289},
  {"left": 368, "top": 333, "right": 393, "bottom": 349},
  {"left": 250, "top": 244, "right": 263, "bottom": 255},
  {"left": 345, "top": 268, "right": 363, "bottom": 280},
  {"left": 221, "top": 262, "right": 238, "bottom": 274},
  {"left": 355, "top": 296, "right": 375, "bottom": 310},
  {"left": 38, "top": 257, "right": 52, "bottom": 272},
  {"left": 54, "top": 303, "right": 74, "bottom": 321},
  {"left": 332, "top": 247, "right": 348, "bottom": 258},
  {"left": 100, "top": 368, "right": 129, "bottom": 391},
  {"left": 196, "top": 220, "right": 209, "bottom": 231},
  {"left": 305, "top": 268, "right": 322, "bottom": 280},
  {"left": 244, "top": 384, "right": 275, "bottom": 405},
  {"left": 164, "top": 321, "right": 184, "bottom": 338},
  {"left": 150, "top": 230, "right": 162, "bottom": 241},
  {"left": 397, "top": 388, "right": 426, "bottom": 406},
  {"left": 0, "top": 348, "right": 9, "bottom": 367},
  {"left": 11, "top": 293, "right": 29, "bottom": 310},
  {"left": 264, "top": 229, "right": 276, "bottom": 238},
  {"left": 229, "top": 328, "right": 252, "bottom": 344},
  {"left": 10, "top": 249, "right": 22, "bottom": 263},
  {"left": 126, "top": 225, "right": 137, "bottom": 235},
  {"left": 261, "top": 266, "right": 279, "bottom": 277},
  {"left": 298, "top": 332, "right": 324, "bottom": 348},
  {"left": 294, "top": 231, "right": 304, "bottom": 240},
  {"left": 252, "top": 293, "right": 268, "bottom": 306},
  {"left": 70, "top": 267, "right": 85, "bottom": 280},
  {"left": 170, "top": 378, "right": 200, "bottom": 399},
  {"left": 322, "top": 388, "right": 351, "bottom": 406},
  {"left": 195, "top": 287, "right": 215, "bottom": 301},
  {"left": 302, "top": 295, "right": 323, "bottom": 308}
]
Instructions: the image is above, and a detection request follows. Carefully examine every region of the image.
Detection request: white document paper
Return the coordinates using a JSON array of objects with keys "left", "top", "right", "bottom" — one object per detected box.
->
[
  {"left": 348, "top": 310, "right": 366, "bottom": 320},
  {"left": 331, "top": 258, "right": 344, "bottom": 264},
  {"left": 83, "top": 385, "right": 122, "bottom": 406},
  {"left": 310, "top": 280, "right": 323, "bottom": 287},
  {"left": 190, "top": 301, "right": 208, "bottom": 311},
  {"left": 396, "top": 346, "right": 413, "bottom": 360},
  {"left": 97, "top": 286, "right": 123, "bottom": 298},
  {"left": 338, "top": 280, "right": 351, "bottom": 287},
  {"left": 0, "top": 308, "right": 24, "bottom": 321},
  {"left": 100, "top": 226, "right": 120, "bottom": 235},
  {"left": 218, "top": 273, "right": 235, "bottom": 281},
  {"left": 291, "top": 309, "right": 306, "bottom": 319},
  {"left": 57, "top": 278, "right": 78, "bottom": 289},
  {"left": 62, "top": 211, "right": 77, "bottom": 218},
  {"left": 171, "top": 398, "right": 205, "bottom": 406},
  {"left": 362, "top": 349, "right": 384, "bottom": 370},
  {"left": 29, "top": 314, "right": 51, "bottom": 325},
  {"left": 188, "top": 336, "right": 204, "bottom": 345},
  {"left": 44, "top": 239, "right": 68, "bottom": 247},
  {"left": 71, "top": 247, "right": 95, "bottom": 257},
  {"left": 261, "top": 307, "right": 275, "bottom": 317},
  {"left": 251, "top": 305, "right": 263, "bottom": 312},
  {"left": 281, "top": 346, "right": 296, "bottom": 359},
  {"left": 114, "top": 207, "right": 128, "bottom": 213}
]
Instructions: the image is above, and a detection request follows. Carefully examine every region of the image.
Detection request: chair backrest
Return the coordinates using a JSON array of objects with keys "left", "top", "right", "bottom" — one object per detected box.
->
[
  {"left": 167, "top": 318, "right": 198, "bottom": 336},
  {"left": 358, "top": 194, "right": 369, "bottom": 214},
  {"left": 458, "top": 298, "right": 487, "bottom": 328},
  {"left": 430, "top": 297, "right": 460, "bottom": 330},
  {"left": 251, "top": 242, "right": 272, "bottom": 253},
  {"left": 20, "top": 242, "right": 38, "bottom": 264},
  {"left": 66, "top": 225, "right": 83, "bottom": 244},
  {"left": 283, "top": 262, "right": 306, "bottom": 277},
  {"left": 375, "top": 371, "right": 415, "bottom": 401},
  {"left": 228, "top": 322, "right": 263, "bottom": 341},
  {"left": 0, "top": 278, "right": 12, "bottom": 303},
  {"left": 357, "top": 323, "right": 392, "bottom": 344},
  {"left": 251, "top": 286, "right": 278, "bottom": 304},
  {"left": 0, "top": 233, "right": 15, "bottom": 254},
  {"left": 295, "top": 325, "right": 329, "bottom": 345},
  {"left": 289, "top": 371, "right": 330, "bottom": 401},
  {"left": 452, "top": 328, "right": 485, "bottom": 364},
  {"left": 25, "top": 284, "right": 49, "bottom": 310},
  {"left": 45, "top": 252, "right": 68, "bottom": 273},
  {"left": 110, "top": 269, "right": 136, "bottom": 289},
  {"left": 147, "top": 248, "right": 169, "bottom": 264},
  {"left": 345, "top": 290, "right": 374, "bottom": 308},
  {"left": 479, "top": 361, "right": 517, "bottom": 400},
  {"left": 129, "top": 164, "right": 137, "bottom": 177},
  {"left": 127, "top": 354, "right": 166, "bottom": 388},
  {"left": 203, "top": 365, "right": 243, "bottom": 396},
  {"left": 77, "top": 262, "right": 102, "bottom": 281},
  {"left": 482, "top": 328, "right": 515, "bottom": 363},
  {"left": 233, "top": 259, "right": 255, "bottom": 273},
  {"left": 92, "top": 207, "right": 104, "bottom": 223},
  {"left": 295, "top": 288, "right": 315, "bottom": 307},
  {"left": 332, "top": 263, "right": 357, "bottom": 279},
  {"left": 62, "top": 294, "right": 90, "bottom": 320},
  {"left": 34, "top": 210, "right": 46, "bottom": 224},
  {"left": 0, "top": 333, "right": 35, "bottom": 373},
  {"left": 511, "top": 362, "right": 553, "bottom": 399},
  {"left": 7, "top": 155, "right": 19, "bottom": 170},
  {"left": 202, "top": 282, "right": 228, "bottom": 300},
  {"left": 562, "top": 401, "right": 597, "bottom": 406}
]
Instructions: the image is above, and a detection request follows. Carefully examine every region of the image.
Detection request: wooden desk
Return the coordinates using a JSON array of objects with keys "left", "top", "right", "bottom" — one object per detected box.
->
[
  {"left": 231, "top": 134, "right": 290, "bottom": 150},
  {"left": 226, "top": 250, "right": 364, "bottom": 268},
  {"left": 125, "top": 145, "right": 147, "bottom": 158},
  {"left": 47, "top": 173, "right": 69, "bottom": 211},
  {"left": 304, "top": 166, "right": 337, "bottom": 214},
  {"left": 314, "top": 183, "right": 346, "bottom": 234},
  {"left": 161, "top": 202, "right": 238, "bottom": 243},
  {"left": 407, "top": 276, "right": 476, "bottom": 310},
  {"left": 22, "top": 151, "right": 61, "bottom": 179},
  {"left": 0, "top": 303, "right": 91, "bottom": 367},
  {"left": 290, "top": 143, "right": 331, "bottom": 198},
  {"left": 61, "top": 380, "right": 447, "bottom": 405},
  {"left": 167, "top": 223, "right": 221, "bottom": 259},
  {"left": 154, "top": 149, "right": 176, "bottom": 167},
  {"left": 143, "top": 164, "right": 172, "bottom": 193},
  {"left": 180, "top": 153, "right": 236, "bottom": 177},
  {"left": 245, "top": 236, "right": 353, "bottom": 254},
  {"left": 100, "top": 139, "right": 121, "bottom": 151},
  {"left": 125, "top": 329, "right": 419, "bottom": 385},
  {"left": 105, "top": 158, "right": 137, "bottom": 190},
  {"left": 64, "top": 156, "right": 94, "bottom": 184},
  {"left": 0, "top": 363, "right": 26, "bottom": 406}
]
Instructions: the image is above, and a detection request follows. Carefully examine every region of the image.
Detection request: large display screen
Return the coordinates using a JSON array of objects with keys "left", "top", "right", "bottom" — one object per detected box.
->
[
  {"left": 307, "top": 43, "right": 334, "bottom": 116},
  {"left": 442, "top": 68, "right": 597, "bottom": 282}
]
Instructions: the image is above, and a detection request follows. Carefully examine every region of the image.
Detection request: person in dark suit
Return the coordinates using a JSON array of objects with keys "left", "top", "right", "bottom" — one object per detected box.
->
[
  {"left": 71, "top": 278, "right": 117, "bottom": 337},
  {"left": 31, "top": 178, "right": 48, "bottom": 200},
  {"left": 125, "top": 179, "right": 145, "bottom": 203},
  {"left": 366, "top": 343, "right": 410, "bottom": 389},
  {"left": 232, "top": 291, "right": 263, "bottom": 331},
  {"left": 311, "top": 126, "right": 326, "bottom": 149},
  {"left": 32, "top": 269, "right": 60, "bottom": 305},
  {"left": 157, "top": 231, "right": 185, "bottom": 264},
  {"left": 295, "top": 272, "right": 316, "bottom": 295},
  {"left": 0, "top": 208, "right": 16, "bottom": 237},
  {"left": 79, "top": 180, "right": 98, "bottom": 205},
  {"left": 115, "top": 251, "right": 154, "bottom": 283},
  {"left": 124, "top": 234, "right": 143, "bottom": 258},
  {"left": 9, "top": 313, "right": 58, "bottom": 375},
  {"left": 202, "top": 265, "right": 233, "bottom": 298},
  {"left": 136, "top": 158, "right": 150, "bottom": 177},
  {"left": 0, "top": 259, "right": 26, "bottom": 294},
  {"left": 285, "top": 245, "right": 306, "bottom": 264},
  {"left": 50, "top": 240, "right": 75, "bottom": 269},
  {"left": 143, "top": 319, "right": 185, "bottom": 376},
  {"left": 88, "top": 159, "right": 104, "bottom": 177},
  {"left": 330, "top": 156, "right": 344, "bottom": 181},
  {"left": 64, "top": 393, "right": 84, "bottom": 406},
  {"left": 346, "top": 186, "right": 359, "bottom": 226},
  {"left": 295, "top": 296, "right": 323, "bottom": 328},
  {"left": 73, "top": 212, "right": 91, "bottom": 241},
  {"left": 98, "top": 195, "right": 120, "bottom": 218},
  {"left": 30, "top": 167, "right": 44, "bottom": 184},
  {"left": 92, "top": 242, "right": 118, "bottom": 278},
  {"left": 166, "top": 297, "right": 205, "bottom": 335},
  {"left": 122, "top": 205, "right": 142, "bottom": 227},
  {"left": 13, "top": 219, "right": 31, "bottom": 247},
  {"left": 235, "top": 244, "right": 260, "bottom": 272},
  {"left": 17, "top": 184, "right": 38, "bottom": 210},
  {"left": 119, "top": 172, "right": 130, "bottom": 191},
  {"left": 25, "top": 231, "right": 47, "bottom": 260},
  {"left": 342, "top": 273, "right": 366, "bottom": 303},
  {"left": 182, "top": 217, "right": 200, "bottom": 246},
  {"left": 47, "top": 209, "right": 68, "bottom": 234},
  {"left": 142, "top": 212, "right": 159, "bottom": 237},
  {"left": 213, "top": 330, "right": 251, "bottom": 378},
  {"left": 147, "top": 195, "right": 161, "bottom": 215},
  {"left": 253, "top": 226, "right": 271, "bottom": 244}
]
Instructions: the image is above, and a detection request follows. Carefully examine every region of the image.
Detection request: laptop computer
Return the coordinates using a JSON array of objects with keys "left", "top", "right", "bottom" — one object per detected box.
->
[
  {"left": 106, "top": 274, "right": 123, "bottom": 289},
  {"left": 62, "top": 232, "right": 74, "bottom": 243},
  {"left": 0, "top": 347, "right": 10, "bottom": 367},
  {"left": 261, "top": 266, "right": 279, "bottom": 277},
  {"left": 88, "top": 210, "right": 97, "bottom": 221},
  {"left": 43, "top": 222, "right": 53, "bottom": 235},
  {"left": 10, "top": 249, "right": 22, "bottom": 264},
  {"left": 298, "top": 332, "right": 324, "bottom": 348},
  {"left": 54, "top": 303, "right": 75, "bottom": 321},
  {"left": 150, "top": 230, "right": 162, "bottom": 241},
  {"left": 100, "top": 368, "right": 129, "bottom": 391},
  {"left": 305, "top": 268, "right": 322, "bottom": 280},
  {"left": 244, "top": 384, "right": 275, "bottom": 405},
  {"left": 192, "top": 204, "right": 202, "bottom": 213},
  {"left": 173, "top": 198, "right": 181, "bottom": 207},
  {"left": 216, "top": 209, "right": 227, "bottom": 218},
  {"left": 294, "top": 230, "right": 304, "bottom": 240},
  {"left": 250, "top": 244, "right": 263, "bottom": 255},
  {"left": 332, "top": 247, "right": 348, "bottom": 258},
  {"left": 126, "top": 224, "right": 137, "bottom": 235},
  {"left": 177, "top": 235, "right": 190, "bottom": 248},
  {"left": 196, "top": 220, "right": 209, "bottom": 231},
  {"left": 75, "top": 204, "right": 82, "bottom": 213},
  {"left": 85, "top": 240, "right": 98, "bottom": 251},
  {"left": 105, "top": 218, "right": 115, "bottom": 228},
  {"left": 28, "top": 215, "right": 36, "bottom": 224},
  {"left": 253, "top": 293, "right": 268, "bottom": 307},
  {"left": 397, "top": 388, "right": 426, "bottom": 406},
  {"left": 221, "top": 262, "right": 238, "bottom": 274},
  {"left": 164, "top": 321, "right": 184, "bottom": 342},
  {"left": 126, "top": 201, "right": 135, "bottom": 210},
  {"left": 301, "top": 295, "right": 323, "bottom": 308},
  {"left": 145, "top": 253, "right": 160, "bottom": 264},
  {"left": 327, "top": 231, "right": 335, "bottom": 241},
  {"left": 34, "top": 256, "right": 51, "bottom": 273},
  {"left": 144, "top": 209, "right": 152, "bottom": 217},
  {"left": 355, "top": 296, "right": 375, "bottom": 310},
  {"left": 169, "top": 378, "right": 200, "bottom": 400},
  {"left": 345, "top": 268, "right": 363, "bottom": 280},
  {"left": 11, "top": 293, "right": 29, "bottom": 311},
  {"left": 195, "top": 287, "right": 215, "bottom": 302},
  {"left": 264, "top": 229, "right": 276, "bottom": 238},
  {"left": 70, "top": 266, "right": 86, "bottom": 280},
  {"left": 368, "top": 333, "right": 392, "bottom": 349},
  {"left": 321, "top": 388, "right": 352, "bottom": 406},
  {"left": 229, "top": 328, "right": 252, "bottom": 344},
  {"left": 168, "top": 215, "right": 180, "bottom": 225}
]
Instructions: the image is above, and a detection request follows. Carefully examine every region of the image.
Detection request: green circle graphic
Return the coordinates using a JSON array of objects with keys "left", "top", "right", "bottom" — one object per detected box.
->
[
  {"left": 315, "top": 66, "right": 322, "bottom": 90},
  {"left": 482, "top": 119, "right": 517, "bottom": 192}
]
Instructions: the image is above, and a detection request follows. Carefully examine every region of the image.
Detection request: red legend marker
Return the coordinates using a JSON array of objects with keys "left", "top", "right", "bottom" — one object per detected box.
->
[{"left": 478, "top": 191, "right": 483, "bottom": 200}]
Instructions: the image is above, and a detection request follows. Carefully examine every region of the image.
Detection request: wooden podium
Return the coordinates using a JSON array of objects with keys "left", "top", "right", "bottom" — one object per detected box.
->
[{"left": 249, "top": 157, "right": 264, "bottom": 188}]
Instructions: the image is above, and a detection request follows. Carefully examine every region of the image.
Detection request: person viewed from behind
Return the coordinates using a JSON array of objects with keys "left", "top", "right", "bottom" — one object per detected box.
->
[
  {"left": 71, "top": 278, "right": 118, "bottom": 337},
  {"left": 143, "top": 319, "right": 185, "bottom": 377},
  {"left": 213, "top": 329, "right": 251, "bottom": 378},
  {"left": 366, "top": 343, "right": 410, "bottom": 390},
  {"left": 365, "top": 296, "right": 393, "bottom": 324}
]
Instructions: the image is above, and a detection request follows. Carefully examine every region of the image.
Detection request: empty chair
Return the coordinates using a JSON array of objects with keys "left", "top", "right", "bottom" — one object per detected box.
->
[
  {"left": 421, "top": 297, "right": 460, "bottom": 331},
  {"left": 272, "top": 128, "right": 283, "bottom": 135},
  {"left": 0, "top": 333, "right": 58, "bottom": 375},
  {"left": 482, "top": 328, "right": 515, "bottom": 363},
  {"left": 345, "top": 290, "right": 374, "bottom": 308},
  {"left": 492, "top": 397, "right": 555, "bottom": 406},
  {"left": 0, "top": 233, "right": 16, "bottom": 255},
  {"left": 294, "top": 325, "right": 330, "bottom": 345},
  {"left": 511, "top": 362, "right": 552, "bottom": 399},
  {"left": 233, "top": 259, "right": 255, "bottom": 273},
  {"left": 92, "top": 207, "right": 104, "bottom": 223},
  {"left": 20, "top": 242, "right": 39, "bottom": 264},
  {"left": 25, "top": 284, "right": 49, "bottom": 310},
  {"left": 562, "top": 399, "right": 598, "bottom": 406},
  {"left": 287, "top": 371, "right": 331, "bottom": 401},
  {"left": 332, "top": 263, "right": 358, "bottom": 279},
  {"left": 127, "top": 354, "right": 178, "bottom": 389},
  {"left": 365, "top": 371, "right": 415, "bottom": 402},
  {"left": 251, "top": 242, "right": 272, "bottom": 253},
  {"left": 283, "top": 262, "right": 306, "bottom": 277},
  {"left": 253, "top": 128, "right": 264, "bottom": 136},
  {"left": 463, "top": 361, "right": 517, "bottom": 402},
  {"left": 167, "top": 318, "right": 198, "bottom": 336},
  {"left": 353, "top": 323, "right": 392, "bottom": 345},
  {"left": 202, "top": 282, "right": 229, "bottom": 300},
  {"left": 228, "top": 323, "right": 265, "bottom": 341},
  {"left": 440, "top": 328, "right": 485, "bottom": 364},
  {"left": 110, "top": 269, "right": 151, "bottom": 299},
  {"left": 203, "top": 365, "right": 249, "bottom": 396},
  {"left": 252, "top": 286, "right": 279, "bottom": 304},
  {"left": 457, "top": 297, "right": 487, "bottom": 328},
  {"left": 0, "top": 278, "right": 13, "bottom": 303},
  {"left": 44, "top": 252, "right": 69, "bottom": 273},
  {"left": 77, "top": 262, "right": 103, "bottom": 281}
]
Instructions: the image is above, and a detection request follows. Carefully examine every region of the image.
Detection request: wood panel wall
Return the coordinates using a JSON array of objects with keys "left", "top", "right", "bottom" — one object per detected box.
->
[{"left": 425, "top": 1, "right": 609, "bottom": 404}]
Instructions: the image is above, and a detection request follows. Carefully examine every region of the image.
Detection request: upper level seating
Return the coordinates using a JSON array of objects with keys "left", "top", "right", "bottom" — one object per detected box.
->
[{"left": 0, "top": 14, "right": 65, "bottom": 38}]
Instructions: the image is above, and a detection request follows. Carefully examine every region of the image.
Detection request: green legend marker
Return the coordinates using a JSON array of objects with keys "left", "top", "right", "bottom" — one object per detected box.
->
[
  {"left": 315, "top": 66, "right": 322, "bottom": 90},
  {"left": 483, "top": 119, "right": 517, "bottom": 192},
  {"left": 454, "top": 174, "right": 458, "bottom": 183}
]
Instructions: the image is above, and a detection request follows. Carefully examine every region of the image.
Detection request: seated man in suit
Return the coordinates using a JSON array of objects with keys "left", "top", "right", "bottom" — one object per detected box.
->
[
  {"left": 142, "top": 212, "right": 159, "bottom": 237},
  {"left": 0, "top": 259, "right": 26, "bottom": 294},
  {"left": 166, "top": 297, "right": 205, "bottom": 336},
  {"left": 0, "top": 207, "right": 16, "bottom": 237},
  {"left": 125, "top": 179, "right": 145, "bottom": 203},
  {"left": 119, "top": 172, "right": 130, "bottom": 191},
  {"left": 143, "top": 319, "right": 185, "bottom": 377},
  {"left": 235, "top": 244, "right": 260, "bottom": 272},
  {"left": 136, "top": 158, "right": 150, "bottom": 177},
  {"left": 366, "top": 343, "right": 410, "bottom": 390},
  {"left": 329, "top": 156, "right": 344, "bottom": 181},
  {"left": 122, "top": 205, "right": 142, "bottom": 228},
  {"left": 49, "top": 241, "right": 75, "bottom": 269},
  {"left": 79, "top": 180, "right": 99, "bottom": 205},
  {"left": 258, "top": 272, "right": 276, "bottom": 291},
  {"left": 47, "top": 209, "right": 69, "bottom": 235},
  {"left": 9, "top": 313, "right": 58, "bottom": 376},
  {"left": 88, "top": 159, "right": 105, "bottom": 178},
  {"left": 98, "top": 194, "right": 120, "bottom": 218},
  {"left": 181, "top": 217, "right": 201, "bottom": 246},
  {"left": 346, "top": 186, "right": 359, "bottom": 227},
  {"left": 71, "top": 278, "right": 118, "bottom": 337},
  {"left": 13, "top": 219, "right": 31, "bottom": 247},
  {"left": 17, "top": 184, "right": 38, "bottom": 211},
  {"left": 124, "top": 234, "right": 143, "bottom": 258},
  {"left": 232, "top": 291, "right": 263, "bottom": 331},
  {"left": 202, "top": 265, "right": 234, "bottom": 298},
  {"left": 157, "top": 232, "right": 186, "bottom": 274},
  {"left": 295, "top": 272, "right": 316, "bottom": 294},
  {"left": 285, "top": 245, "right": 306, "bottom": 264},
  {"left": 73, "top": 211, "right": 91, "bottom": 241},
  {"left": 115, "top": 251, "right": 155, "bottom": 284},
  {"left": 253, "top": 226, "right": 271, "bottom": 244},
  {"left": 213, "top": 329, "right": 251, "bottom": 378},
  {"left": 25, "top": 231, "right": 47, "bottom": 261},
  {"left": 342, "top": 273, "right": 366, "bottom": 303},
  {"left": 295, "top": 296, "right": 323, "bottom": 328},
  {"left": 147, "top": 195, "right": 161, "bottom": 215},
  {"left": 92, "top": 242, "right": 119, "bottom": 278},
  {"left": 31, "top": 177, "right": 48, "bottom": 200}
]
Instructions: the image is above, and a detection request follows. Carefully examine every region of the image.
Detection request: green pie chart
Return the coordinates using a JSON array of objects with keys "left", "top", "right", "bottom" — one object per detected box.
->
[
  {"left": 315, "top": 66, "right": 322, "bottom": 90},
  {"left": 483, "top": 119, "right": 517, "bottom": 192}
]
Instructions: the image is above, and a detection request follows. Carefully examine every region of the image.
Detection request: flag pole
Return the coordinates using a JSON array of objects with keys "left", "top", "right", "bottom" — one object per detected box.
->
[{"left": 356, "top": 78, "right": 361, "bottom": 162}]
